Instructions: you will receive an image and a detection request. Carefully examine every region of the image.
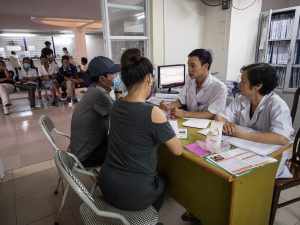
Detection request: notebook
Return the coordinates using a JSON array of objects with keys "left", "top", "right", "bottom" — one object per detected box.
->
[{"left": 184, "top": 142, "right": 210, "bottom": 157}]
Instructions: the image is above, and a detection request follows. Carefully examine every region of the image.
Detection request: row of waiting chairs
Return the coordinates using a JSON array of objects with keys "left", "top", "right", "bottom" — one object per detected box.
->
[{"left": 39, "top": 115, "right": 159, "bottom": 225}]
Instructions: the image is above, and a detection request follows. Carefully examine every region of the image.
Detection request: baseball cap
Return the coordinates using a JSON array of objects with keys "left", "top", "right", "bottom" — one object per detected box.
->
[{"left": 88, "top": 56, "right": 121, "bottom": 77}]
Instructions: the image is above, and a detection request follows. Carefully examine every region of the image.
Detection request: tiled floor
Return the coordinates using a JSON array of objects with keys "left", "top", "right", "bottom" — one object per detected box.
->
[{"left": 0, "top": 92, "right": 300, "bottom": 225}]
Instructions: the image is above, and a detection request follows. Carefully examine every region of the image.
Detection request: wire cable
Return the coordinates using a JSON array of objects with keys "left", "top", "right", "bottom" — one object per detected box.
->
[{"left": 232, "top": 0, "right": 257, "bottom": 10}]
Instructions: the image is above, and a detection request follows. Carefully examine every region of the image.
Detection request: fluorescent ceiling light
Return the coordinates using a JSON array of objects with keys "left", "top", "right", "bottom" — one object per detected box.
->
[{"left": 0, "top": 33, "right": 37, "bottom": 37}]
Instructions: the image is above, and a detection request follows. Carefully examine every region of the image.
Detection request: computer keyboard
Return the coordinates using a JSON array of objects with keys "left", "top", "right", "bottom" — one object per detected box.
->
[{"left": 154, "top": 93, "right": 178, "bottom": 99}]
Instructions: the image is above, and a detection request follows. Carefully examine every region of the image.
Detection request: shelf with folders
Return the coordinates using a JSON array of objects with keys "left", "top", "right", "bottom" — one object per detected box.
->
[
  {"left": 256, "top": 7, "right": 300, "bottom": 91},
  {"left": 275, "top": 67, "right": 286, "bottom": 89},
  {"left": 289, "top": 67, "right": 300, "bottom": 88},
  {"left": 267, "top": 41, "right": 290, "bottom": 64},
  {"left": 269, "top": 12, "right": 295, "bottom": 41}
]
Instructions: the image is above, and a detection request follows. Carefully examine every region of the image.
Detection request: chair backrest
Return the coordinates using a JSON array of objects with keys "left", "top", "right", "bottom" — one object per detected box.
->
[
  {"left": 54, "top": 150, "right": 130, "bottom": 225},
  {"left": 291, "top": 87, "right": 300, "bottom": 125},
  {"left": 40, "top": 115, "right": 58, "bottom": 151},
  {"left": 291, "top": 126, "right": 300, "bottom": 166}
]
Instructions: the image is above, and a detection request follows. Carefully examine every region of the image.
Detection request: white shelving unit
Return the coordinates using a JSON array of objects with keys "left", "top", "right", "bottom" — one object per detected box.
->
[{"left": 256, "top": 6, "right": 300, "bottom": 92}]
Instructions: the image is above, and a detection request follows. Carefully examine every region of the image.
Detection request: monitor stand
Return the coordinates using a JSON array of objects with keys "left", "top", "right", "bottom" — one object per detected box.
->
[{"left": 161, "top": 88, "right": 178, "bottom": 94}]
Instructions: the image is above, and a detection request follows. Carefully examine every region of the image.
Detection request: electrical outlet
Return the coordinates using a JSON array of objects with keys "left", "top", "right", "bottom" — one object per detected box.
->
[{"left": 222, "top": 0, "right": 230, "bottom": 9}]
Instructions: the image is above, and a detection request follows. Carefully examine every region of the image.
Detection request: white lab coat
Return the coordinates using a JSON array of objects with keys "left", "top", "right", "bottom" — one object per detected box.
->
[
  {"left": 178, "top": 74, "right": 227, "bottom": 114},
  {"left": 221, "top": 92, "right": 294, "bottom": 178}
]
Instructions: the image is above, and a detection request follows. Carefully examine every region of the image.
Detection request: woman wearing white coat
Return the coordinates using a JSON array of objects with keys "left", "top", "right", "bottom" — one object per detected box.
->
[{"left": 216, "top": 63, "right": 294, "bottom": 178}]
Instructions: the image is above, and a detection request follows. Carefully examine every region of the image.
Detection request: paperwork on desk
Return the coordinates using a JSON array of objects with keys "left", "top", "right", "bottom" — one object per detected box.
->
[
  {"left": 206, "top": 148, "right": 277, "bottom": 176},
  {"left": 181, "top": 118, "right": 211, "bottom": 129},
  {"left": 168, "top": 120, "right": 188, "bottom": 139},
  {"left": 198, "top": 125, "right": 281, "bottom": 156}
]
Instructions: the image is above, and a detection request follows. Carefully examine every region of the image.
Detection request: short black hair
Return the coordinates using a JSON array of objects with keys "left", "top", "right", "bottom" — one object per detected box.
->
[
  {"left": 188, "top": 49, "right": 213, "bottom": 70},
  {"left": 81, "top": 57, "right": 88, "bottom": 64},
  {"left": 63, "top": 47, "right": 67, "bottom": 51},
  {"left": 11, "top": 51, "right": 16, "bottom": 55},
  {"left": 44, "top": 41, "right": 51, "bottom": 46},
  {"left": 121, "top": 55, "right": 153, "bottom": 89},
  {"left": 40, "top": 54, "right": 47, "bottom": 59},
  {"left": 61, "top": 55, "right": 69, "bottom": 61},
  {"left": 241, "top": 63, "right": 278, "bottom": 96}
]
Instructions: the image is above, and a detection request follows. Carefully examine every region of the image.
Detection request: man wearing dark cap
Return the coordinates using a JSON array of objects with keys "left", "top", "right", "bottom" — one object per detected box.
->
[{"left": 70, "top": 56, "right": 121, "bottom": 167}]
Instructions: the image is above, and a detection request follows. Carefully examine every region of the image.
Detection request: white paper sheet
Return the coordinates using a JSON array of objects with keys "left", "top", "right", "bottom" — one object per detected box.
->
[{"left": 182, "top": 118, "right": 211, "bottom": 129}]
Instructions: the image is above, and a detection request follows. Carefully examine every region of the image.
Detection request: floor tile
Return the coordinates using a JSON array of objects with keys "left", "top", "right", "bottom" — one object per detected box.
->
[
  {"left": 13, "top": 161, "right": 52, "bottom": 179},
  {"left": 280, "top": 185, "right": 300, "bottom": 208},
  {"left": 15, "top": 188, "right": 66, "bottom": 225},
  {"left": 274, "top": 204, "right": 300, "bottom": 225},
  {"left": 28, "top": 209, "right": 76, "bottom": 225},
  {"left": 1, "top": 154, "right": 22, "bottom": 171},
  {"left": 158, "top": 195, "right": 187, "bottom": 225},
  {"left": 0, "top": 170, "right": 14, "bottom": 182},
  {"left": 70, "top": 204, "right": 84, "bottom": 225},
  {"left": 0, "top": 180, "right": 15, "bottom": 206},
  {"left": 14, "top": 168, "right": 58, "bottom": 199},
  {"left": 0, "top": 201, "right": 17, "bottom": 225}
]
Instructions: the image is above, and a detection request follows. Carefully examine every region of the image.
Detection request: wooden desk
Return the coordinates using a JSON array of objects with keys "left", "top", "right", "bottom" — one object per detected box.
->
[{"left": 157, "top": 121, "right": 292, "bottom": 225}]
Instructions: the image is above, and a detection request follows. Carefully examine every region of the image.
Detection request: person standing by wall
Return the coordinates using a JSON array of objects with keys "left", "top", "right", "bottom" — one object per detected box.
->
[{"left": 8, "top": 51, "right": 21, "bottom": 81}]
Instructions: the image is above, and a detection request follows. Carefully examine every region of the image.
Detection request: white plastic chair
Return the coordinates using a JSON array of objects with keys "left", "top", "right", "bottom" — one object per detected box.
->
[
  {"left": 40, "top": 115, "right": 99, "bottom": 225},
  {"left": 54, "top": 150, "right": 159, "bottom": 225}
]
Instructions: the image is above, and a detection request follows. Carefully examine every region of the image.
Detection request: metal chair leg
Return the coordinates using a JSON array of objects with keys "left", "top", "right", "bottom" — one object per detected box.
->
[
  {"left": 55, "top": 184, "right": 70, "bottom": 225},
  {"left": 54, "top": 175, "right": 62, "bottom": 195},
  {"left": 269, "top": 186, "right": 281, "bottom": 225}
]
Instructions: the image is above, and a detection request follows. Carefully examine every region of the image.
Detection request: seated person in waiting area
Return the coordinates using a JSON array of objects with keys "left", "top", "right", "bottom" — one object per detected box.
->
[
  {"left": 99, "top": 49, "right": 183, "bottom": 213},
  {"left": 76, "top": 57, "right": 92, "bottom": 88},
  {"left": 15, "top": 57, "right": 39, "bottom": 109},
  {"left": 57, "top": 55, "right": 79, "bottom": 102},
  {"left": 215, "top": 63, "right": 294, "bottom": 178},
  {"left": 0, "top": 60, "right": 15, "bottom": 115},
  {"left": 70, "top": 56, "right": 121, "bottom": 167},
  {"left": 159, "top": 48, "right": 227, "bottom": 119},
  {"left": 38, "top": 55, "right": 61, "bottom": 106}
]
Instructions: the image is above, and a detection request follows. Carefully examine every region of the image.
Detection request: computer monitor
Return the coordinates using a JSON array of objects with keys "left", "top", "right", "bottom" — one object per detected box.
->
[{"left": 158, "top": 64, "right": 185, "bottom": 94}]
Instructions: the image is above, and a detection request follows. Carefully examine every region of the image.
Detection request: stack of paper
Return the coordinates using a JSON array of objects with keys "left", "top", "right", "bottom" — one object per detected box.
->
[
  {"left": 206, "top": 148, "right": 277, "bottom": 176},
  {"left": 182, "top": 118, "right": 211, "bottom": 129}
]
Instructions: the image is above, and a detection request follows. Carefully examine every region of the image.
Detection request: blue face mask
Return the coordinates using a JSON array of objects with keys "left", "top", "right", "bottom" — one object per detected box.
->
[
  {"left": 112, "top": 74, "right": 121, "bottom": 90},
  {"left": 23, "top": 63, "right": 31, "bottom": 70}
]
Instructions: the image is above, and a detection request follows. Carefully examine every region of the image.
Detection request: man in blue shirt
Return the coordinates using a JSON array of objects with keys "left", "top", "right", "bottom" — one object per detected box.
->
[{"left": 58, "top": 55, "right": 79, "bottom": 102}]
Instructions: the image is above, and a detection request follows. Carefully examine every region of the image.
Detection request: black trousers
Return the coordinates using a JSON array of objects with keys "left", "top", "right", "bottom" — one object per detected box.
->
[
  {"left": 81, "top": 143, "right": 108, "bottom": 167},
  {"left": 15, "top": 83, "right": 36, "bottom": 107}
]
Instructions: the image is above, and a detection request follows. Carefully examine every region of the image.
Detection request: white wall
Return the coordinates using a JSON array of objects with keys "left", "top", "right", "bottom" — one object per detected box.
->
[
  {"left": 262, "top": 0, "right": 289, "bottom": 11},
  {"left": 164, "top": 0, "right": 204, "bottom": 65},
  {"left": 226, "top": 0, "right": 262, "bottom": 81},
  {"left": 85, "top": 34, "right": 105, "bottom": 62},
  {"left": 150, "top": 0, "right": 165, "bottom": 66},
  {"left": 202, "top": 6, "right": 231, "bottom": 79}
]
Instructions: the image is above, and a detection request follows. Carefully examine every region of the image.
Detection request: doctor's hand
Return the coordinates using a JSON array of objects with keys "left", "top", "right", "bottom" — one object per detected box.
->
[
  {"left": 171, "top": 108, "right": 185, "bottom": 118},
  {"left": 223, "top": 122, "right": 241, "bottom": 137},
  {"left": 159, "top": 101, "right": 169, "bottom": 111}
]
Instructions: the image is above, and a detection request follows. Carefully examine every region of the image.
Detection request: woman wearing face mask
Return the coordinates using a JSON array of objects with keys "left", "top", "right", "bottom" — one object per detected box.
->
[
  {"left": 99, "top": 50, "right": 183, "bottom": 217},
  {"left": 15, "top": 57, "right": 39, "bottom": 109}
]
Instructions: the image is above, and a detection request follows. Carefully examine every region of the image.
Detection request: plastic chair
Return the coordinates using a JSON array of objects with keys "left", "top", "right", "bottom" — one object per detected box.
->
[
  {"left": 40, "top": 114, "right": 70, "bottom": 152},
  {"left": 269, "top": 126, "right": 300, "bottom": 225},
  {"left": 54, "top": 150, "right": 159, "bottom": 225}
]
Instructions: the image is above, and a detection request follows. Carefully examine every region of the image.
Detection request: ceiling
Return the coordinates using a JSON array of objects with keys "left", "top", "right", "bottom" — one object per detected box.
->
[{"left": 0, "top": 0, "right": 102, "bottom": 31}]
